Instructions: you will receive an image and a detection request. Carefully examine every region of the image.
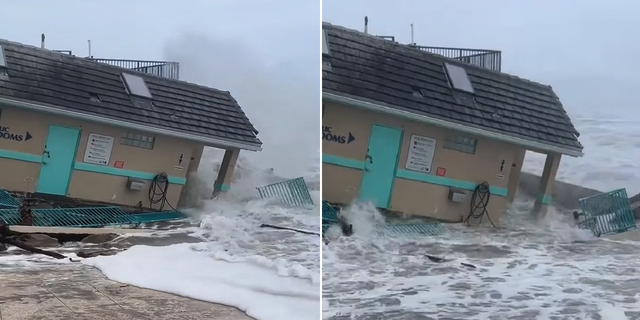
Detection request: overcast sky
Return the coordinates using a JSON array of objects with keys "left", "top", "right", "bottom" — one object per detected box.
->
[
  {"left": 322, "top": 0, "right": 640, "bottom": 120},
  {"left": 2, "top": 0, "right": 320, "bottom": 177}
]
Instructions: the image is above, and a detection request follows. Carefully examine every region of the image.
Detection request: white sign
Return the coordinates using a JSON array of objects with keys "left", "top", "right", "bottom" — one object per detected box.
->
[
  {"left": 83, "top": 133, "right": 114, "bottom": 166},
  {"left": 405, "top": 135, "right": 437, "bottom": 173}
]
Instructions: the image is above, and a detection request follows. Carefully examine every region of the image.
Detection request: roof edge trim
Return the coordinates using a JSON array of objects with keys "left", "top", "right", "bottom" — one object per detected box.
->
[
  {"left": 0, "top": 97, "right": 262, "bottom": 152},
  {"left": 323, "top": 92, "right": 583, "bottom": 158}
]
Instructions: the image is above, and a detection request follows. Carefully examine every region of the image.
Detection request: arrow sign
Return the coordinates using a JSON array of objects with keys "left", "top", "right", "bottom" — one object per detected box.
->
[
  {"left": 347, "top": 132, "right": 355, "bottom": 144},
  {"left": 25, "top": 132, "right": 32, "bottom": 141}
]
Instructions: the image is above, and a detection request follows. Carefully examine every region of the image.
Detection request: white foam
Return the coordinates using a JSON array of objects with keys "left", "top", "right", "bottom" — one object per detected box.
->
[
  {"left": 80, "top": 151, "right": 321, "bottom": 320},
  {"left": 83, "top": 243, "right": 319, "bottom": 320},
  {"left": 322, "top": 195, "right": 640, "bottom": 318}
]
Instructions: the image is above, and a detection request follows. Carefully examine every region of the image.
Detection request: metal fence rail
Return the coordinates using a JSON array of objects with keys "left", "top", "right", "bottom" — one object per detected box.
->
[
  {"left": 322, "top": 201, "right": 339, "bottom": 223},
  {"left": 89, "top": 58, "right": 180, "bottom": 80},
  {"left": 0, "top": 206, "right": 187, "bottom": 227},
  {"left": 0, "top": 189, "right": 19, "bottom": 208},
  {"left": 579, "top": 188, "right": 637, "bottom": 237},
  {"left": 257, "top": 177, "right": 314, "bottom": 207},
  {"left": 411, "top": 45, "right": 502, "bottom": 72},
  {"left": 384, "top": 223, "right": 444, "bottom": 237}
]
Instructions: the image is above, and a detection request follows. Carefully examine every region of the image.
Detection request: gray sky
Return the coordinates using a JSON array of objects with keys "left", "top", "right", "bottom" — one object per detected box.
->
[
  {"left": 3, "top": 0, "right": 320, "bottom": 177},
  {"left": 322, "top": 0, "right": 640, "bottom": 120}
]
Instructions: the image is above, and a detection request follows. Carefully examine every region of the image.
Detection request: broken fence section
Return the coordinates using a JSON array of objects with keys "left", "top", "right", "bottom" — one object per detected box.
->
[
  {"left": 321, "top": 199, "right": 444, "bottom": 238},
  {"left": 256, "top": 177, "right": 314, "bottom": 207},
  {"left": 322, "top": 222, "right": 444, "bottom": 237},
  {"left": 322, "top": 200, "right": 339, "bottom": 236},
  {"left": 322, "top": 201, "right": 339, "bottom": 223},
  {"left": 579, "top": 188, "right": 637, "bottom": 237},
  {"left": 0, "top": 206, "right": 187, "bottom": 228},
  {"left": 0, "top": 189, "right": 19, "bottom": 208},
  {"left": 384, "top": 223, "right": 444, "bottom": 237}
]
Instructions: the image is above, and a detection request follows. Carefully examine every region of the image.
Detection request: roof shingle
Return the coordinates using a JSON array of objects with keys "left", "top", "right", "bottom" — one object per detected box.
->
[
  {"left": 322, "top": 22, "right": 583, "bottom": 153},
  {"left": 0, "top": 39, "right": 262, "bottom": 149}
]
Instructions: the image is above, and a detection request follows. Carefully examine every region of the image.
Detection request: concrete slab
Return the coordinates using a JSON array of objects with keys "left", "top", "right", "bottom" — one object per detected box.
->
[
  {"left": 604, "top": 228, "right": 640, "bottom": 242},
  {"left": 0, "top": 264, "right": 254, "bottom": 320}
]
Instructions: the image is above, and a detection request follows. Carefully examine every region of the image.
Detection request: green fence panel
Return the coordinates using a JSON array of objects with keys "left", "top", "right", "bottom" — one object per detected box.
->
[
  {"left": 579, "top": 188, "right": 637, "bottom": 237},
  {"left": 256, "top": 177, "right": 314, "bottom": 207}
]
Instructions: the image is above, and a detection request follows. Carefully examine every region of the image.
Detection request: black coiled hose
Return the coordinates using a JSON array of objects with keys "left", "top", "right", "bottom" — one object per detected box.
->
[
  {"left": 148, "top": 172, "right": 176, "bottom": 211},
  {"left": 464, "top": 182, "right": 496, "bottom": 227}
]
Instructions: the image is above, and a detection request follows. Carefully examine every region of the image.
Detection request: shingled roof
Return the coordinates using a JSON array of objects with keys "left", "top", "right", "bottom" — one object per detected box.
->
[
  {"left": 322, "top": 22, "right": 583, "bottom": 156},
  {"left": 0, "top": 39, "right": 262, "bottom": 151}
]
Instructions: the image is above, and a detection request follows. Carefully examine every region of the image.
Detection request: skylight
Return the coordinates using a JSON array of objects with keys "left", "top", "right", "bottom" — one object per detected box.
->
[
  {"left": 322, "top": 30, "right": 330, "bottom": 55},
  {"left": 0, "top": 45, "right": 6, "bottom": 68},
  {"left": 121, "top": 73, "right": 152, "bottom": 98},
  {"left": 444, "top": 63, "right": 474, "bottom": 93}
]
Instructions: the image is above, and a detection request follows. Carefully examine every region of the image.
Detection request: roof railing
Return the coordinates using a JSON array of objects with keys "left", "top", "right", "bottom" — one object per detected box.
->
[
  {"left": 88, "top": 58, "right": 180, "bottom": 80},
  {"left": 410, "top": 45, "right": 502, "bottom": 72}
]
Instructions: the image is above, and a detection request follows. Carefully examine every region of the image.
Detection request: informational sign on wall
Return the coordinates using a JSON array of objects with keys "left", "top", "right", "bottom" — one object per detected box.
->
[
  {"left": 83, "top": 133, "right": 114, "bottom": 166},
  {"left": 405, "top": 134, "right": 437, "bottom": 174}
]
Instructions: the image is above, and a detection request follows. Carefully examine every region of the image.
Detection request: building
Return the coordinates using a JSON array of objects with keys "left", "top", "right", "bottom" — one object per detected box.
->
[
  {"left": 322, "top": 22, "right": 584, "bottom": 223},
  {"left": 0, "top": 38, "right": 262, "bottom": 210}
]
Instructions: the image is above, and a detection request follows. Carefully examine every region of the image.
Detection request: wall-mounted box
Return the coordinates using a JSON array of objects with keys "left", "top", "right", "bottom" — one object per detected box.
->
[
  {"left": 448, "top": 187, "right": 467, "bottom": 203},
  {"left": 126, "top": 177, "right": 145, "bottom": 191}
]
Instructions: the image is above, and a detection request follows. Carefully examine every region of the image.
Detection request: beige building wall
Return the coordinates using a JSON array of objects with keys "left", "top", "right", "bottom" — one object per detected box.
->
[
  {"left": 322, "top": 102, "right": 527, "bottom": 222},
  {"left": 0, "top": 106, "right": 204, "bottom": 210}
]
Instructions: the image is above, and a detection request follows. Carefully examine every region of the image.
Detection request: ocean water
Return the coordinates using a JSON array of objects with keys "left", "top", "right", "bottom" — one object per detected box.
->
[
  {"left": 0, "top": 148, "right": 321, "bottom": 320},
  {"left": 322, "top": 110, "right": 640, "bottom": 319},
  {"left": 85, "top": 148, "right": 321, "bottom": 320}
]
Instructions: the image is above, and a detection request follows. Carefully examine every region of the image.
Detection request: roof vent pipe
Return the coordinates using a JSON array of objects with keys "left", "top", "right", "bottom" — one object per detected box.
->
[
  {"left": 41, "top": 34, "right": 45, "bottom": 49},
  {"left": 364, "top": 16, "right": 368, "bottom": 34}
]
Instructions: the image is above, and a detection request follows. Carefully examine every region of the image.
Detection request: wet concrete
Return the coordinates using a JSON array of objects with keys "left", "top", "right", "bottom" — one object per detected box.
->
[
  {"left": 518, "top": 172, "right": 602, "bottom": 210},
  {"left": 0, "top": 264, "right": 254, "bottom": 320}
]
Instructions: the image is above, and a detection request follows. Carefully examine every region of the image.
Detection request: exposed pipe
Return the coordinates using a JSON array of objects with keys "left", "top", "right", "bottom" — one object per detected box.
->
[
  {"left": 88, "top": 40, "right": 92, "bottom": 58},
  {"left": 410, "top": 23, "right": 415, "bottom": 45},
  {"left": 40, "top": 34, "right": 45, "bottom": 49},
  {"left": 364, "top": 16, "right": 368, "bottom": 34}
]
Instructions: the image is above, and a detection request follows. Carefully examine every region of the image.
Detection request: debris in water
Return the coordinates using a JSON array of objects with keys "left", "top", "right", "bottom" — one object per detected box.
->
[
  {"left": 426, "top": 255, "right": 448, "bottom": 263},
  {"left": 461, "top": 262, "right": 477, "bottom": 269},
  {"left": 259, "top": 223, "right": 319, "bottom": 236},
  {"left": 339, "top": 218, "right": 353, "bottom": 236}
]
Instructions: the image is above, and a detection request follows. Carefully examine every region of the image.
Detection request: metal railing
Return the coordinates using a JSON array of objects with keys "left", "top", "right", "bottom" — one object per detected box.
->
[
  {"left": 411, "top": 45, "right": 502, "bottom": 72},
  {"left": 578, "top": 188, "right": 637, "bottom": 237},
  {"left": 257, "top": 177, "right": 314, "bottom": 207},
  {"left": 88, "top": 58, "right": 180, "bottom": 80}
]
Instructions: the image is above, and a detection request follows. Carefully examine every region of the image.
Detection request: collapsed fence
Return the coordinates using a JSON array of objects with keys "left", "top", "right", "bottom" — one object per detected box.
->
[{"left": 256, "top": 177, "right": 314, "bottom": 207}]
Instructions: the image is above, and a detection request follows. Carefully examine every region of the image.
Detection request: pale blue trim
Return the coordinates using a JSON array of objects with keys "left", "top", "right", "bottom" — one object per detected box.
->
[
  {"left": 214, "top": 182, "right": 231, "bottom": 191},
  {"left": 0, "top": 148, "right": 186, "bottom": 185},
  {"left": 73, "top": 163, "right": 186, "bottom": 185},
  {"left": 322, "top": 154, "right": 508, "bottom": 197},
  {"left": 396, "top": 169, "right": 508, "bottom": 197},
  {"left": 322, "top": 154, "right": 365, "bottom": 170},
  {"left": 536, "top": 194, "right": 553, "bottom": 205},
  {"left": 0, "top": 149, "right": 42, "bottom": 163}
]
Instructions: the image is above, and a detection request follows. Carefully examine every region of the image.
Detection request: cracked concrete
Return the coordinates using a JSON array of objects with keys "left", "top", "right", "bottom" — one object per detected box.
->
[{"left": 0, "top": 264, "right": 254, "bottom": 320}]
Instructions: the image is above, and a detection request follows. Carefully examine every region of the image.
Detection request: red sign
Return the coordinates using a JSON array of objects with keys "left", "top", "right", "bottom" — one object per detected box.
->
[
  {"left": 436, "top": 167, "right": 446, "bottom": 177},
  {"left": 114, "top": 160, "right": 125, "bottom": 169}
]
